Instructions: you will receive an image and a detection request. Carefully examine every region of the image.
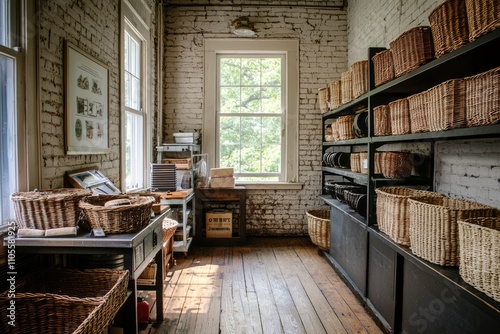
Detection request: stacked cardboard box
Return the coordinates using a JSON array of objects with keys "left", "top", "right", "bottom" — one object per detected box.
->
[{"left": 209, "top": 167, "right": 235, "bottom": 188}]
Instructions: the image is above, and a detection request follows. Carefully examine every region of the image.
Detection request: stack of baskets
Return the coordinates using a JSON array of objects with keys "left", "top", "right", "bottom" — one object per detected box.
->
[
  {"left": 0, "top": 268, "right": 129, "bottom": 334},
  {"left": 307, "top": 209, "right": 330, "bottom": 251}
]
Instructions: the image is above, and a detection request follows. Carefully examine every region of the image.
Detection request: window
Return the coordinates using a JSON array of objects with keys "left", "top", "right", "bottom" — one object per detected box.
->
[
  {"left": 121, "top": 0, "right": 151, "bottom": 192},
  {"left": 205, "top": 40, "right": 299, "bottom": 186}
]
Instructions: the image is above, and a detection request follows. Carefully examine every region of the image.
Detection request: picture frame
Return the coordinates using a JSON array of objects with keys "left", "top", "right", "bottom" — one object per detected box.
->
[{"left": 64, "top": 41, "right": 110, "bottom": 155}]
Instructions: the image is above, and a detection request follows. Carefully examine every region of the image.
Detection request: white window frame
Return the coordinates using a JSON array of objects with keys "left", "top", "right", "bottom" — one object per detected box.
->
[
  {"left": 120, "top": 0, "right": 151, "bottom": 192},
  {"left": 204, "top": 39, "right": 301, "bottom": 189}
]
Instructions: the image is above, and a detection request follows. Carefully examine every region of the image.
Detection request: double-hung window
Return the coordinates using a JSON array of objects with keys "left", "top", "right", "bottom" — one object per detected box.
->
[{"left": 205, "top": 40, "right": 299, "bottom": 186}]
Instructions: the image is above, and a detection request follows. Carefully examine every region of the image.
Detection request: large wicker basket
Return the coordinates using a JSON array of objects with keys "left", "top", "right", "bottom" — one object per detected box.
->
[
  {"left": 372, "top": 49, "right": 395, "bottom": 87},
  {"left": 307, "top": 209, "right": 330, "bottom": 251},
  {"left": 390, "top": 26, "right": 435, "bottom": 77},
  {"left": 0, "top": 268, "right": 128, "bottom": 334},
  {"left": 409, "top": 197, "right": 495, "bottom": 266},
  {"left": 407, "top": 90, "right": 430, "bottom": 133},
  {"left": 318, "top": 87, "right": 330, "bottom": 113},
  {"left": 427, "top": 78, "right": 467, "bottom": 131},
  {"left": 329, "top": 80, "right": 342, "bottom": 110},
  {"left": 79, "top": 194, "right": 155, "bottom": 234},
  {"left": 373, "top": 105, "right": 392, "bottom": 136},
  {"left": 429, "top": 0, "right": 469, "bottom": 58},
  {"left": 380, "top": 152, "right": 414, "bottom": 179},
  {"left": 341, "top": 70, "right": 353, "bottom": 105},
  {"left": 465, "top": 0, "right": 500, "bottom": 41},
  {"left": 465, "top": 66, "right": 500, "bottom": 127},
  {"left": 337, "top": 115, "right": 356, "bottom": 140},
  {"left": 10, "top": 188, "right": 92, "bottom": 230},
  {"left": 389, "top": 98, "right": 412, "bottom": 135},
  {"left": 352, "top": 60, "right": 368, "bottom": 98},
  {"left": 458, "top": 217, "right": 500, "bottom": 302},
  {"left": 375, "top": 187, "right": 443, "bottom": 246}
]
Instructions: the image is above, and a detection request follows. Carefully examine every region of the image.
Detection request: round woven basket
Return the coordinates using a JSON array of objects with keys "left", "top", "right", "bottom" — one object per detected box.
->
[
  {"left": 307, "top": 209, "right": 330, "bottom": 251},
  {"left": 162, "top": 218, "right": 179, "bottom": 243},
  {"left": 79, "top": 194, "right": 155, "bottom": 234}
]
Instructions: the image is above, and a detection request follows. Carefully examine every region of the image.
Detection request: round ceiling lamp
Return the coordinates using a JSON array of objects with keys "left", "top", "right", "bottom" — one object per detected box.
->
[{"left": 231, "top": 17, "right": 256, "bottom": 37}]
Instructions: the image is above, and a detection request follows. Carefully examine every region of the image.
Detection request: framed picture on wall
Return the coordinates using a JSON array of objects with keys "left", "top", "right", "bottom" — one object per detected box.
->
[{"left": 64, "top": 41, "right": 109, "bottom": 155}]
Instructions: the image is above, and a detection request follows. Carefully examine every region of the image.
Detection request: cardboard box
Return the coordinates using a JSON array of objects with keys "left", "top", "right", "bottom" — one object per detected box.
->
[
  {"left": 161, "top": 158, "right": 191, "bottom": 170},
  {"left": 210, "top": 176, "right": 235, "bottom": 188},
  {"left": 206, "top": 211, "right": 232, "bottom": 238},
  {"left": 210, "top": 167, "right": 234, "bottom": 178}
]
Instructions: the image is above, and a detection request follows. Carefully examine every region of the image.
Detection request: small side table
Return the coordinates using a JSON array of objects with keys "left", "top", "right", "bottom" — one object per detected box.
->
[{"left": 195, "top": 187, "right": 246, "bottom": 246}]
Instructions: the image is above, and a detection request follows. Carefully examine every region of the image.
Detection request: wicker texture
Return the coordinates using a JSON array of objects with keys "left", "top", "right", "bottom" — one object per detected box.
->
[
  {"left": 389, "top": 98, "right": 412, "bottom": 135},
  {"left": 407, "top": 90, "right": 430, "bottom": 133},
  {"left": 337, "top": 115, "right": 356, "bottom": 140},
  {"left": 375, "top": 152, "right": 383, "bottom": 174},
  {"left": 79, "top": 194, "right": 155, "bottom": 234},
  {"left": 341, "top": 70, "right": 353, "bottom": 104},
  {"left": 307, "top": 209, "right": 330, "bottom": 251},
  {"left": 328, "top": 80, "right": 342, "bottom": 110},
  {"left": 375, "top": 187, "right": 443, "bottom": 246},
  {"left": 381, "top": 152, "right": 414, "bottom": 179},
  {"left": 429, "top": 0, "right": 470, "bottom": 58},
  {"left": 458, "top": 217, "right": 500, "bottom": 302},
  {"left": 350, "top": 153, "right": 361, "bottom": 173},
  {"left": 162, "top": 217, "right": 179, "bottom": 242},
  {"left": 390, "top": 26, "right": 435, "bottom": 77},
  {"left": 11, "top": 188, "right": 92, "bottom": 230},
  {"left": 331, "top": 120, "right": 341, "bottom": 141},
  {"left": 373, "top": 105, "right": 392, "bottom": 136},
  {"left": 427, "top": 78, "right": 466, "bottom": 131},
  {"left": 352, "top": 60, "right": 369, "bottom": 98},
  {"left": 359, "top": 152, "right": 368, "bottom": 174},
  {"left": 409, "top": 197, "right": 495, "bottom": 266},
  {"left": 318, "top": 87, "right": 329, "bottom": 113},
  {"left": 372, "top": 49, "right": 395, "bottom": 87},
  {"left": 465, "top": 66, "right": 500, "bottom": 127},
  {"left": 465, "top": 0, "right": 500, "bottom": 41},
  {"left": 0, "top": 268, "right": 128, "bottom": 334},
  {"left": 334, "top": 183, "right": 366, "bottom": 203}
]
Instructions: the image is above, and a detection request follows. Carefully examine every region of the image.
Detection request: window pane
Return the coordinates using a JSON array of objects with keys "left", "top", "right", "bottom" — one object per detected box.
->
[
  {"left": 241, "top": 58, "right": 260, "bottom": 86},
  {"left": 240, "top": 116, "right": 261, "bottom": 145},
  {"left": 219, "top": 116, "right": 240, "bottom": 172},
  {"left": 220, "top": 87, "right": 240, "bottom": 113},
  {"left": 0, "top": 54, "right": 17, "bottom": 222},
  {"left": 261, "top": 58, "right": 281, "bottom": 85},
  {"left": 241, "top": 87, "right": 260, "bottom": 113},
  {"left": 0, "top": 0, "right": 9, "bottom": 47},
  {"left": 220, "top": 58, "right": 240, "bottom": 86},
  {"left": 241, "top": 144, "right": 261, "bottom": 173},
  {"left": 261, "top": 87, "right": 281, "bottom": 114},
  {"left": 125, "top": 111, "right": 143, "bottom": 190},
  {"left": 262, "top": 144, "right": 281, "bottom": 173}
]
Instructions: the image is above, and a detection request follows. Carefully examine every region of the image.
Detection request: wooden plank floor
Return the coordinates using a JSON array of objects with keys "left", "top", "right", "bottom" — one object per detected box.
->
[{"left": 139, "top": 237, "right": 382, "bottom": 334}]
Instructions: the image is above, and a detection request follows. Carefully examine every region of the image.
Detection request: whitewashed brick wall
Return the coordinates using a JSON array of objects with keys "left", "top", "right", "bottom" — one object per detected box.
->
[
  {"left": 38, "top": 0, "right": 157, "bottom": 190},
  {"left": 163, "top": 1, "right": 347, "bottom": 235},
  {"left": 347, "top": 0, "right": 500, "bottom": 210}
]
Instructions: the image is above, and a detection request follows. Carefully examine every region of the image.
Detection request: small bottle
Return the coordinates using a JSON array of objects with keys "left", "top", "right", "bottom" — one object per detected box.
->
[{"left": 137, "top": 297, "right": 150, "bottom": 324}]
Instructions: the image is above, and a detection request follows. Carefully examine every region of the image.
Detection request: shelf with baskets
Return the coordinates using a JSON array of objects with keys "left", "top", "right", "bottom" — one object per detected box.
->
[{"left": 320, "top": 23, "right": 500, "bottom": 333}]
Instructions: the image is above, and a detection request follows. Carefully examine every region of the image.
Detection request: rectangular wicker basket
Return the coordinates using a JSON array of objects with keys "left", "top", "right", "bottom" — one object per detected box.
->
[
  {"left": 465, "top": 0, "right": 500, "bottom": 41},
  {"left": 375, "top": 187, "right": 443, "bottom": 246},
  {"left": 352, "top": 60, "right": 368, "bottom": 98},
  {"left": 389, "top": 98, "right": 412, "bottom": 135},
  {"left": 328, "top": 80, "right": 342, "bottom": 110},
  {"left": 465, "top": 66, "right": 500, "bottom": 127},
  {"left": 409, "top": 197, "right": 495, "bottom": 266},
  {"left": 407, "top": 90, "right": 430, "bottom": 133},
  {"left": 427, "top": 78, "right": 466, "bottom": 131},
  {"left": 350, "top": 153, "right": 361, "bottom": 173},
  {"left": 0, "top": 268, "right": 129, "bottom": 334},
  {"left": 429, "top": 0, "right": 469, "bottom": 58},
  {"left": 341, "top": 70, "right": 353, "bottom": 105},
  {"left": 458, "top": 217, "right": 500, "bottom": 302},
  {"left": 318, "top": 87, "right": 330, "bottom": 113},
  {"left": 337, "top": 115, "right": 356, "bottom": 140},
  {"left": 372, "top": 49, "right": 395, "bottom": 87},
  {"left": 373, "top": 104, "right": 392, "bottom": 136},
  {"left": 390, "top": 26, "right": 435, "bottom": 77}
]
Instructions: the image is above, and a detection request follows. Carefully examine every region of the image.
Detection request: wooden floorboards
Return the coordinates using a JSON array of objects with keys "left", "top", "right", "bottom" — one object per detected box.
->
[{"left": 140, "top": 237, "right": 382, "bottom": 334}]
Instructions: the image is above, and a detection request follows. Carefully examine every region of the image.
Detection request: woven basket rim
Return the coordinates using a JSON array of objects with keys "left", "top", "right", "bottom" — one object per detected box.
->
[
  {"left": 79, "top": 195, "right": 155, "bottom": 212},
  {"left": 11, "top": 188, "right": 91, "bottom": 201}
]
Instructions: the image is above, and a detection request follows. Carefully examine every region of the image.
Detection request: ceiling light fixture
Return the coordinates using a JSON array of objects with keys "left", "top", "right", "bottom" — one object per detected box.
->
[{"left": 231, "top": 16, "right": 255, "bottom": 37}]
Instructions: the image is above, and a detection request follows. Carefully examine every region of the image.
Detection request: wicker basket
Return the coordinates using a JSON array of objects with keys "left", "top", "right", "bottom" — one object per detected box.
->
[
  {"left": 375, "top": 152, "right": 383, "bottom": 174},
  {"left": 10, "top": 188, "right": 92, "bottom": 230},
  {"left": 372, "top": 49, "right": 395, "bottom": 87},
  {"left": 465, "top": 66, "right": 500, "bottom": 127},
  {"left": 138, "top": 262, "right": 157, "bottom": 285},
  {"left": 429, "top": 0, "right": 470, "bottom": 58},
  {"left": 427, "top": 78, "right": 466, "bottom": 131},
  {"left": 329, "top": 80, "right": 342, "bottom": 110},
  {"left": 350, "top": 153, "right": 361, "bottom": 173},
  {"left": 162, "top": 217, "right": 179, "bottom": 242},
  {"left": 465, "top": 0, "right": 500, "bottom": 41},
  {"left": 373, "top": 105, "right": 392, "bottom": 136},
  {"left": 359, "top": 152, "right": 368, "bottom": 174},
  {"left": 352, "top": 60, "right": 369, "bottom": 98},
  {"left": 334, "top": 183, "right": 366, "bottom": 203},
  {"left": 318, "top": 87, "right": 330, "bottom": 113},
  {"left": 407, "top": 90, "right": 430, "bottom": 133},
  {"left": 390, "top": 26, "right": 435, "bottom": 77},
  {"left": 341, "top": 70, "right": 353, "bottom": 105},
  {"left": 409, "top": 197, "right": 495, "bottom": 266},
  {"left": 344, "top": 189, "right": 367, "bottom": 217},
  {"left": 458, "top": 217, "right": 500, "bottom": 301},
  {"left": 79, "top": 194, "right": 155, "bottom": 234},
  {"left": 0, "top": 268, "right": 128, "bottom": 334},
  {"left": 337, "top": 115, "right": 356, "bottom": 140},
  {"left": 380, "top": 152, "right": 414, "bottom": 179},
  {"left": 307, "top": 209, "right": 330, "bottom": 251},
  {"left": 331, "top": 120, "right": 341, "bottom": 141},
  {"left": 389, "top": 98, "right": 412, "bottom": 135},
  {"left": 375, "top": 187, "right": 443, "bottom": 246}
]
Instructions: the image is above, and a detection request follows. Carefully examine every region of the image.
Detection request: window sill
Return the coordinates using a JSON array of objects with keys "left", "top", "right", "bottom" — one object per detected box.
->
[{"left": 235, "top": 182, "right": 303, "bottom": 190}]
